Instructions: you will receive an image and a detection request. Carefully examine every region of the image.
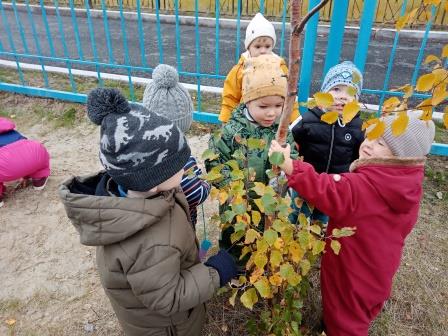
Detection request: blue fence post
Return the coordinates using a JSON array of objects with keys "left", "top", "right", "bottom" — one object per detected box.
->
[
  {"left": 279, "top": 0, "right": 287, "bottom": 57},
  {"left": 85, "top": 0, "right": 103, "bottom": 86},
  {"left": 11, "top": 0, "right": 29, "bottom": 54},
  {"left": 136, "top": 0, "right": 147, "bottom": 68},
  {"left": 215, "top": 0, "right": 220, "bottom": 75},
  {"left": 118, "top": 0, "right": 135, "bottom": 101},
  {"left": 235, "top": 0, "right": 242, "bottom": 63},
  {"left": 174, "top": 0, "right": 182, "bottom": 71},
  {"left": 100, "top": 0, "right": 115, "bottom": 64},
  {"left": 39, "top": 0, "right": 56, "bottom": 58},
  {"left": 298, "top": 0, "right": 321, "bottom": 113},
  {"left": 323, "top": 0, "right": 350, "bottom": 75},
  {"left": 155, "top": 0, "right": 164, "bottom": 64},
  {"left": 195, "top": 0, "right": 202, "bottom": 112},
  {"left": 353, "top": 0, "right": 378, "bottom": 73},
  {"left": 68, "top": 0, "right": 84, "bottom": 60}
]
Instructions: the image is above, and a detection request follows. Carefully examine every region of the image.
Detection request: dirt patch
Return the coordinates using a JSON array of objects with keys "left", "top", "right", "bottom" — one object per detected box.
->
[{"left": 0, "top": 94, "right": 447, "bottom": 335}]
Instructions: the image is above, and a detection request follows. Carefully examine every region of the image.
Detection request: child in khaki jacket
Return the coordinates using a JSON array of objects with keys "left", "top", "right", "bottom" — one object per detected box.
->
[
  {"left": 219, "top": 12, "right": 299, "bottom": 123},
  {"left": 59, "top": 88, "right": 237, "bottom": 336}
]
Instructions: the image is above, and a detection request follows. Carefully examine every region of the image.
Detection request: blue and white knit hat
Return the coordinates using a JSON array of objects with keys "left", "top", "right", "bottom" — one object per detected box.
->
[
  {"left": 321, "top": 61, "right": 363, "bottom": 97},
  {"left": 87, "top": 88, "right": 190, "bottom": 191}
]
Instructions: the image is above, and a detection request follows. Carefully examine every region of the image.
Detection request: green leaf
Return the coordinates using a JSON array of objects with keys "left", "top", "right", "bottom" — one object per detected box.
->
[
  {"left": 312, "top": 240, "right": 326, "bottom": 255},
  {"left": 240, "top": 288, "right": 258, "bottom": 310},
  {"left": 269, "top": 250, "right": 283, "bottom": 268},
  {"left": 247, "top": 138, "right": 265, "bottom": 150},
  {"left": 269, "top": 151, "right": 285, "bottom": 165},
  {"left": 265, "top": 169, "right": 276, "bottom": 179},
  {"left": 300, "top": 259, "right": 311, "bottom": 276},
  {"left": 330, "top": 240, "right": 342, "bottom": 255},
  {"left": 223, "top": 210, "right": 236, "bottom": 223},
  {"left": 332, "top": 227, "right": 356, "bottom": 238},
  {"left": 230, "top": 169, "right": 245, "bottom": 181},
  {"left": 309, "top": 224, "right": 322, "bottom": 236},
  {"left": 230, "top": 230, "right": 245, "bottom": 244},
  {"left": 279, "top": 263, "right": 294, "bottom": 279},
  {"left": 263, "top": 229, "right": 278, "bottom": 246},
  {"left": 272, "top": 219, "right": 287, "bottom": 233},
  {"left": 203, "top": 170, "right": 223, "bottom": 182},
  {"left": 251, "top": 182, "right": 266, "bottom": 196},
  {"left": 254, "top": 277, "right": 272, "bottom": 298},
  {"left": 256, "top": 238, "right": 269, "bottom": 253},
  {"left": 297, "top": 231, "right": 311, "bottom": 249},
  {"left": 225, "top": 159, "right": 240, "bottom": 171},
  {"left": 254, "top": 252, "right": 268, "bottom": 269},
  {"left": 232, "top": 149, "right": 245, "bottom": 161},
  {"left": 234, "top": 221, "right": 247, "bottom": 232},
  {"left": 201, "top": 148, "right": 219, "bottom": 161},
  {"left": 232, "top": 202, "right": 247, "bottom": 215},
  {"left": 254, "top": 198, "right": 265, "bottom": 213},
  {"left": 261, "top": 194, "right": 277, "bottom": 214}
]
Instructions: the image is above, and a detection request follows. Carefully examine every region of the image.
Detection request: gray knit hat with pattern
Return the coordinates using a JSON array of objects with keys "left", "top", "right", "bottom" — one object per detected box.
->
[
  {"left": 142, "top": 64, "right": 193, "bottom": 133},
  {"left": 382, "top": 114, "right": 435, "bottom": 157},
  {"left": 87, "top": 88, "right": 190, "bottom": 191},
  {"left": 321, "top": 61, "right": 363, "bottom": 97}
]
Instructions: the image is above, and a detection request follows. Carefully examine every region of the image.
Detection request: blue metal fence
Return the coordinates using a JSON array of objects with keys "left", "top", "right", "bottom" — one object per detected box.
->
[{"left": 0, "top": 0, "right": 446, "bottom": 155}]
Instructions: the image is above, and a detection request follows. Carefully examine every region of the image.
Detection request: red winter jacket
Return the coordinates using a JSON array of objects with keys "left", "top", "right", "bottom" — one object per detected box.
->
[{"left": 287, "top": 157, "right": 426, "bottom": 336}]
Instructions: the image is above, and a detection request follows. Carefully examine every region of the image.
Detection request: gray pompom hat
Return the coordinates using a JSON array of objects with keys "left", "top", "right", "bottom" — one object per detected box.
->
[
  {"left": 382, "top": 114, "right": 435, "bottom": 157},
  {"left": 87, "top": 88, "right": 190, "bottom": 191},
  {"left": 142, "top": 64, "right": 193, "bottom": 133}
]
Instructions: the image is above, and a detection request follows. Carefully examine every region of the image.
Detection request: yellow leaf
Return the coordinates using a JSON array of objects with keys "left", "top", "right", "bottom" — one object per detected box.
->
[
  {"left": 408, "top": 8, "right": 419, "bottom": 21},
  {"left": 298, "top": 213, "right": 309, "bottom": 226},
  {"left": 240, "top": 246, "right": 252, "bottom": 259},
  {"left": 251, "top": 210, "right": 261, "bottom": 226},
  {"left": 270, "top": 250, "right": 283, "bottom": 268},
  {"left": 420, "top": 108, "right": 433, "bottom": 121},
  {"left": 300, "top": 259, "right": 311, "bottom": 276},
  {"left": 254, "top": 252, "right": 268, "bottom": 270},
  {"left": 321, "top": 111, "right": 339, "bottom": 124},
  {"left": 263, "top": 229, "right": 278, "bottom": 246},
  {"left": 416, "top": 73, "right": 436, "bottom": 92},
  {"left": 417, "top": 98, "right": 434, "bottom": 120},
  {"left": 382, "top": 97, "right": 401, "bottom": 112},
  {"left": 424, "top": 0, "right": 441, "bottom": 5},
  {"left": 310, "top": 224, "right": 322, "bottom": 235},
  {"left": 362, "top": 118, "right": 379, "bottom": 131},
  {"left": 249, "top": 267, "right": 264, "bottom": 283},
  {"left": 244, "top": 229, "right": 259, "bottom": 244},
  {"left": 352, "top": 71, "right": 362, "bottom": 84},
  {"left": 218, "top": 191, "right": 228, "bottom": 205},
  {"left": 210, "top": 187, "right": 219, "bottom": 200},
  {"left": 432, "top": 68, "right": 448, "bottom": 83},
  {"left": 269, "top": 273, "right": 283, "bottom": 286},
  {"left": 347, "top": 86, "right": 358, "bottom": 97},
  {"left": 254, "top": 198, "right": 265, "bottom": 213},
  {"left": 286, "top": 271, "right": 302, "bottom": 286},
  {"left": 395, "top": 14, "right": 409, "bottom": 31},
  {"left": 443, "top": 44, "right": 448, "bottom": 58},
  {"left": 307, "top": 98, "right": 317, "bottom": 109},
  {"left": 330, "top": 240, "right": 342, "bottom": 255},
  {"left": 432, "top": 87, "right": 448, "bottom": 106},
  {"left": 403, "top": 84, "right": 414, "bottom": 99},
  {"left": 251, "top": 182, "right": 266, "bottom": 196},
  {"left": 240, "top": 288, "right": 258, "bottom": 310},
  {"left": 5, "top": 319, "right": 16, "bottom": 326},
  {"left": 445, "top": 2, "right": 448, "bottom": 13},
  {"left": 314, "top": 92, "right": 334, "bottom": 108},
  {"left": 254, "top": 277, "right": 272, "bottom": 298},
  {"left": 273, "top": 237, "right": 285, "bottom": 251},
  {"left": 443, "top": 108, "right": 448, "bottom": 128},
  {"left": 391, "top": 112, "right": 409, "bottom": 136},
  {"left": 424, "top": 54, "right": 441, "bottom": 65},
  {"left": 256, "top": 238, "right": 269, "bottom": 253},
  {"left": 342, "top": 101, "right": 360, "bottom": 124},
  {"left": 366, "top": 120, "right": 386, "bottom": 140}
]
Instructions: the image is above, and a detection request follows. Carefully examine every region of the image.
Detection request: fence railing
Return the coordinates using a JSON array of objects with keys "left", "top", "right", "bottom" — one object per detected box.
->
[
  {"left": 19, "top": 0, "right": 448, "bottom": 27},
  {"left": 0, "top": 0, "right": 447, "bottom": 155}
]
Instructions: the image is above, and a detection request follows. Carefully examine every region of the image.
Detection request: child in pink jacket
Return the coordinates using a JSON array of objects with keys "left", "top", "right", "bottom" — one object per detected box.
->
[
  {"left": 269, "top": 114, "right": 435, "bottom": 335},
  {"left": 0, "top": 117, "right": 50, "bottom": 207}
]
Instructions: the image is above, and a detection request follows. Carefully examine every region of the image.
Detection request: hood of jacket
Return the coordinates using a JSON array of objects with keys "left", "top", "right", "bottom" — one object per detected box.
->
[
  {"left": 350, "top": 157, "right": 426, "bottom": 214},
  {"left": 59, "top": 172, "right": 187, "bottom": 246}
]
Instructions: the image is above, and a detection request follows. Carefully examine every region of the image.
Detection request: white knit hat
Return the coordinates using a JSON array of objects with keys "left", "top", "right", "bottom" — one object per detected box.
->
[
  {"left": 382, "top": 114, "right": 435, "bottom": 157},
  {"left": 245, "top": 13, "right": 276, "bottom": 50}
]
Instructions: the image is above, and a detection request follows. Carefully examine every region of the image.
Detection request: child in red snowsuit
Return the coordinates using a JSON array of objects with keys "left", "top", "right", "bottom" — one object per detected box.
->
[
  {"left": 269, "top": 114, "right": 435, "bottom": 335},
  {"left": 0, "top": 117, "right": 50, "bottom": 207}
]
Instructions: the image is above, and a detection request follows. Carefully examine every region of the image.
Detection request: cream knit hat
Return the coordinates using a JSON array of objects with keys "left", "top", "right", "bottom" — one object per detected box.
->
[
  {"left": 245, "top": 13, "right": 276, "bottom": 49},
  {"left": 382, "top": 114, "right": 435, "bottom": 157},
  {"left": 242, "top": 54, "right": 287, "bottom": 103}
]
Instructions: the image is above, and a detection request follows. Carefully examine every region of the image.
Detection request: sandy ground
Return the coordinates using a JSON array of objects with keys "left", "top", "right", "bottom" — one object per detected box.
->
[{"left": 0, "top": 119, "right": 218, "bottom": 335}]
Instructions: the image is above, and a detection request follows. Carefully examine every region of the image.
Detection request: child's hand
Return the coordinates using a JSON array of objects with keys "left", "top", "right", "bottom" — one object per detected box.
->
[{"left": 269, "top": 140, "right": 294, "bottom": 175}]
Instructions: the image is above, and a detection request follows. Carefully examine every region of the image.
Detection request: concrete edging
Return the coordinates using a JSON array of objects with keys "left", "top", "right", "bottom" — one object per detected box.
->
[{"left": 2, "top": 2, "right": 447, "bottom": 40}]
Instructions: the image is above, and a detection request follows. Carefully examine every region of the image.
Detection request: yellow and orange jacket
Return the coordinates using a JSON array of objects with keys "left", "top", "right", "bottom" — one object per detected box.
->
[{"left": 219, "top": 51, "right": 299, "bottom": 123}]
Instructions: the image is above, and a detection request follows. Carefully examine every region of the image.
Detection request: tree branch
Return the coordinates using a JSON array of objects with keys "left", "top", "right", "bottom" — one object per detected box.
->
[{"left": 292, "top": 0, "right": 330, "bottom": 37}]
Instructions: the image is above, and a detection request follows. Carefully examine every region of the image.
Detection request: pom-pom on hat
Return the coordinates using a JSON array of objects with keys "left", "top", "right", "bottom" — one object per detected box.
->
[
  {"left": 87, "top": 88, "right": 190, "bottom": 191},
  {"left": 245, "top": 13, "right": 276, "bottom": 50},
  {"left": 321, "top": 61, "right": 363, "bottom": 97},
  {"left": 242, "top": 54, "right": 287, "bottom": 103},
  {"left": 381, "top": 113, "right": 435, "bottom": 157},
  {"left": 142, "top": 64, "right": 193, "bottom": 133}
]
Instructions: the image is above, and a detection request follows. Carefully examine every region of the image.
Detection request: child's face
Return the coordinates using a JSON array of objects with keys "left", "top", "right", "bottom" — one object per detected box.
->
[
  {"left": 246, "top": 95, "right": 284, "bottom": 127},
  {"left": 157, "top": 169, "right": 184, "bottom": 191},
  {"left": 359, "top": 138, "right": 394, "bottom": 160},
  {"left": 327, "top": 85, "right": 356, "bottom": 114},
  {"left": 248, "top": 37, "right": 274, "bottom": 57}
]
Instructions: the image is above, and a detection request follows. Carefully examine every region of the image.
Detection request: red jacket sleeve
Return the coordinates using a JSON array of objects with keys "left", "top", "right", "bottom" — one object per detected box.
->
[{"left": 287, "top": 160, "right": 359, "bottom": 221}]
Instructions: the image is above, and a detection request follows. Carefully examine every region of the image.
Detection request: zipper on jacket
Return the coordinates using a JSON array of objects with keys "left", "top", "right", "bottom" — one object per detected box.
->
[{"left": 325, "top": 124, "right": 335, "bottom": 173}]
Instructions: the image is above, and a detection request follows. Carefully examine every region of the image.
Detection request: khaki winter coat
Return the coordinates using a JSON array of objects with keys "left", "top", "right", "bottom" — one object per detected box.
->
[{"left": 59, "top": 173, "right": 220, "bottom": 336}]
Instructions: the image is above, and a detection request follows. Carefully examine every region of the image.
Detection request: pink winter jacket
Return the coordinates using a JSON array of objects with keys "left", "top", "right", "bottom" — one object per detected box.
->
[{"left": 287, "top": 157, "right": 425, "bottom": 336}]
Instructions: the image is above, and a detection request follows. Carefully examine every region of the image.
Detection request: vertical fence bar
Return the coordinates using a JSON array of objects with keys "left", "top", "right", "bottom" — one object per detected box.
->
[
  {"left": 353, "top": 0, "right": 378, "bottom": 73},
  {"left": 54, "top": 0, "right": 76, "bottom": 92},
  {"left": 378, "top": 0, "right": 408, "bottom": 112},
  {"left": 298, "top": 0, "right": 321, "bottom": 113},
  {"left": 85, "top": 0, "right": 103, "bottom": 86},
  {"left": 0, "top": 0, "right": 25, "bottom": 85},
  {"left": 69, "top": 0, "right": 84, "bottom": 60},
  {"left": 118, "top": 0, "right": 135, "bottom": 101},
  {"left": 100, "top": 0, "right": 115, "bottom": 64},
  {"left": 235, "top": 0, "right": 242, "bottom": 63},
  {"left": 279, "top": 0, "right": 287, "bottom": 57},
  {"left": 155, "top": 0, "right": 164, "bottom": 63},
  {"left": 259, "top": 0, "right": 265, "bottom": 14},
  {"left": 25, "top": 0, "right": 49, "bottom": 88},
  {"left": 136, "top": 0, "right": 147, "bottom": 68},
  {"left": 11, "top": 0, "right": 29, "bottom": 54},
  {"left": 215, "top": 0, "right": 220, "bottom": 75},
  {"left": 411, "top": 5, "right": 436, "bottom": 86},
  {"left": 323, "top": 0, "right": 349, "bottom": 75},
  {"left": 174, "top": 0, "right": 182, "bottom": 71},
  {"left": 39, "top": 0, "right": 55, "bottom": 58},
  {"left": 194, "top": 0, "right": 201, "bottom": 112}
]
